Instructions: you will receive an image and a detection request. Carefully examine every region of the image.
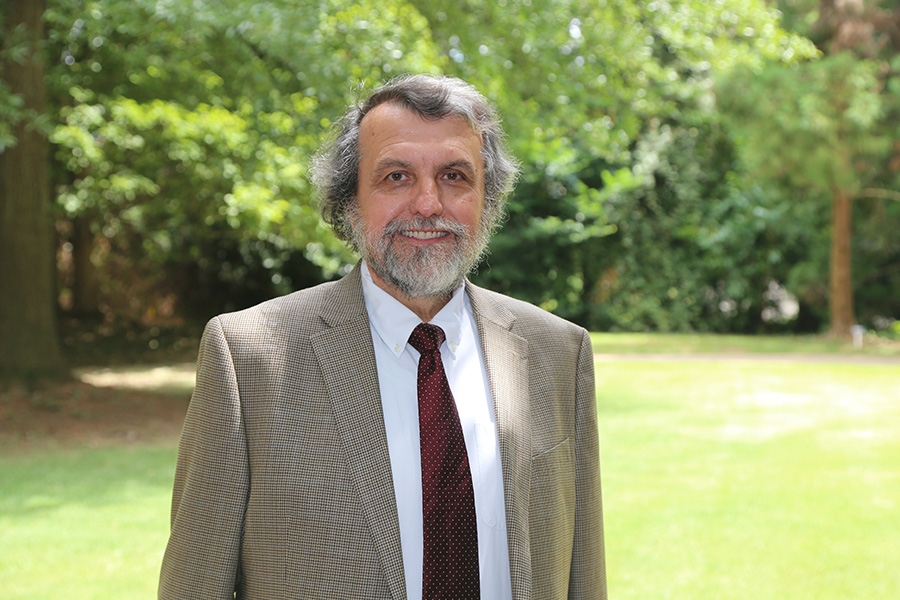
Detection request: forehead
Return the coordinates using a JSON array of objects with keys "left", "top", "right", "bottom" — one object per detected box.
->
[{"left": 358, "top": 103, "right": 483, "bottom": 166}]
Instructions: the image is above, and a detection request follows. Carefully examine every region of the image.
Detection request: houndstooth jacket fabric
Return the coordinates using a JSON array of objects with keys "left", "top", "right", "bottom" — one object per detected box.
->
[{"left": 158, "top": 263, "right": 606, "bottom": 599}]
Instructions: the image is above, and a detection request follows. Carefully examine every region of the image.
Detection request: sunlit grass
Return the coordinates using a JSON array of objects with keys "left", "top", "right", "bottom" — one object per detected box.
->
[
  {"left": 0, "top": 446, "right": 176, "bottom": 599},
  {"left": 2, "top": 349, "right": 898, "bottom": 599},
  {"left": 597, "top": 359, "right": 900, "bottom": 599},
  {"left": 590, "top": 331, "right": 900, "bottom": 356}
]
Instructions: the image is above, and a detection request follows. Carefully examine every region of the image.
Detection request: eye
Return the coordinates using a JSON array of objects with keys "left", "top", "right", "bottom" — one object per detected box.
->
[
  {"left": 387, "top": 172, "right": 407, "bottom": 182},
  {"left": 443, "top": 171, "right": 463, "bottom": 182}
]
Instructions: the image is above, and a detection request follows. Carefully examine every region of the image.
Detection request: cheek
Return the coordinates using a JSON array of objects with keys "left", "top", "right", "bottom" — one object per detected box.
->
[
  {"left": 455, "top": 199, "right": 485, "bottom": 229},
  {"left": 358, "top": 197, "right": 396, "bottom": 229}
]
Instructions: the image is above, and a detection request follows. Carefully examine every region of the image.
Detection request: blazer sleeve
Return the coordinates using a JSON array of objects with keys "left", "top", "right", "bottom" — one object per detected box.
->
[
  {"left": 159, "top": 316, "right": 249, "bottom": 599},
  {"left": 570, "top": 328, "right": 607, "bottom": 598}
]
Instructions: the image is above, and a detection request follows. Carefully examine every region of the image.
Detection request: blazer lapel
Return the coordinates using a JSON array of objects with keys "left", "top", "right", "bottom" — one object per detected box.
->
[
  {"left": 311, "top": 266, "right": 407, "bottom": 600},
  {"left": 467, "top": 283, "right": 533, "bottom": 600}
]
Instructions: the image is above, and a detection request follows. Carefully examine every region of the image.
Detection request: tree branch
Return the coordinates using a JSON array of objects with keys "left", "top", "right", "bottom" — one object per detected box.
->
[{"left": 857, "top": 188, "right": 900, "bottom": 202}]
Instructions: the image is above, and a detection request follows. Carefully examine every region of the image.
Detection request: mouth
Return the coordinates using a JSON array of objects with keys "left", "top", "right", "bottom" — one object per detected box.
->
[{"left": 400, "top": 229, "right": 450, "bottom": 241}]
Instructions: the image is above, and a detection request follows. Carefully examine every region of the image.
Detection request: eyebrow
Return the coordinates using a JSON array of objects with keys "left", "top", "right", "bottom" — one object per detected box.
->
[
  {"left": 370, "top": 158, "right": 478, "bottom": 181},
  {"left": 371, "top": 158, "right": 414, "bottom": 178},
  {"left": 441, "top": 159, "right": 478, "bottom": 177}
]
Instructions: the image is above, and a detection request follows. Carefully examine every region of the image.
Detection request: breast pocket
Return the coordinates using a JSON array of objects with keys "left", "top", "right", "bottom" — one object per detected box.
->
[{"left": 531, "top": 437, "right": 575, "bottom": 539}]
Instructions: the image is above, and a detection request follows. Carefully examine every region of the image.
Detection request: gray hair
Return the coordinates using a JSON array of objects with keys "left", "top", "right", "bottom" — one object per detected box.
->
[{"left": 310, "top": 74, "right": 520, "bottom": 247}]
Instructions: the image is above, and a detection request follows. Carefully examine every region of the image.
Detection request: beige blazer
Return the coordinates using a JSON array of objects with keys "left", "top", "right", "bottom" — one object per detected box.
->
[{"left": 159, "top": 264, "right": 606, "bottom": 599}]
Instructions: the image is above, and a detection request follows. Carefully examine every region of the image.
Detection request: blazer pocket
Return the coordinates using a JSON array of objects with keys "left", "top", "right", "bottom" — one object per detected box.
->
[
  {"left": 531, "top": 437, "right": 573, "bottom": 487},
  {"left": 529, "top": 437, "right": 576, "bottom": 588}
]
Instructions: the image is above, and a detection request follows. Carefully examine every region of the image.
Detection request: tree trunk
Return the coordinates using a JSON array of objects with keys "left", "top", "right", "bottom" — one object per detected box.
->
[
  {"left": 72, "top": 216, "right": 101, "bottom": 316},
  {"left": 0, "top": 0, "right": 67, "bottom": 381},
  {"left": 828, "top": 189, "right": 855, "bottom": 338}
]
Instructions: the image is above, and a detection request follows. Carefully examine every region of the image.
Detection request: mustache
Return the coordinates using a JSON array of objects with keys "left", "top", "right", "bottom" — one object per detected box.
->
[{"left": 381, "top": 216, "right": 469, "bottom": 239}]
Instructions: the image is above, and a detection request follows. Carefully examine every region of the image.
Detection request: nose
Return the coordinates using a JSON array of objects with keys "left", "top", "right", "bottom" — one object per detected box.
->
[{"left": 410, "top": 178, "right": 443, "bottom": 218}]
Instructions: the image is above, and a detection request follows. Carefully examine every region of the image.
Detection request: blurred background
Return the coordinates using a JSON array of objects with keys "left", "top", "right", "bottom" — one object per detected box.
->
[
  {"left": 3, "top": 0, "right": 899, "bottom": 381},
  {"left": 1, "top": 1, "right": 899, "bottom": 598}
]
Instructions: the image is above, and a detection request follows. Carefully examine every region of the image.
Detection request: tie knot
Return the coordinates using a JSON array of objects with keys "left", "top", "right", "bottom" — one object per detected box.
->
[{"left": 408, "top": 323, "right": 446, "bottom": 354}]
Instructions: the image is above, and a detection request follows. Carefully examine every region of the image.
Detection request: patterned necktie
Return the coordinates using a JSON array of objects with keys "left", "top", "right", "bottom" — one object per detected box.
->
[{"left": 408, "top": 323, "right": 480, "bottom": 599}]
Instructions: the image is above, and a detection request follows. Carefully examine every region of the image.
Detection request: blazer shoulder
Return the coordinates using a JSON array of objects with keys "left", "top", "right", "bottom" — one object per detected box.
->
[
  {"left": 212, "top": 266, "right": 366, "bottom": 344},
  {"left": 467, "top": 282, "right": 586, "bottom": 337}
]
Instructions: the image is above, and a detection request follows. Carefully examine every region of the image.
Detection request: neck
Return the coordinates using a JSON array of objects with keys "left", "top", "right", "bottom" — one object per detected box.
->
[
  {"left": 366, "top": 265, "right": 454, "bottom": 322},
  {"left": 399, "top": 293, "right": 451, "bottom": 323}
]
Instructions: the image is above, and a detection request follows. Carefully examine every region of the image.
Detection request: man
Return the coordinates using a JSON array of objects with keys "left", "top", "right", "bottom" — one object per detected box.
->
[{"left": 159, "top": 74, "right": 606, "bottom": 599}]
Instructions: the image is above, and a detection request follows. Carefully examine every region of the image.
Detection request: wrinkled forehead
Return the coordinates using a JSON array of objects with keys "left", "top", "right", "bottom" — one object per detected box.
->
[{"left": 358, "top": 103, "right": 484, "bottom": 166}]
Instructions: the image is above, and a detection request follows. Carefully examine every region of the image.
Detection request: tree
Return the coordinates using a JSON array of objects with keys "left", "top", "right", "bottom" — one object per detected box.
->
[
  {"left": 4, "top": 0, "right": 873, "bottom": 357},
  {"left": 719, "top": 54, "right": 889, "bottom": 336},
  {"left": 0, "top": 0, "right": 67, "bottom": 381},
  {"left": 720, "top": 0, "right": 900, "bottom": 337}
]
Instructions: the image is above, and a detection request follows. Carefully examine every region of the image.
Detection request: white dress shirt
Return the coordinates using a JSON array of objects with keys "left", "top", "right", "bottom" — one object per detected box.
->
[{"left": 360, "top": 262, "right": 512, "bottom": 600}]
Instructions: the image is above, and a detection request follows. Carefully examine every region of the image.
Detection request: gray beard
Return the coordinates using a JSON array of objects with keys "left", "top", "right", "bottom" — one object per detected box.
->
[{"left": 351, "top": 214, "right": 490, "bottom": 299}]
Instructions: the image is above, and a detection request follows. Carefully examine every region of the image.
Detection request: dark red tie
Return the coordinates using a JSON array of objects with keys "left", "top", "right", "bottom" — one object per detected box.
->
[{"left": 408, "top": 323, "right": 480, "bottom": 599}]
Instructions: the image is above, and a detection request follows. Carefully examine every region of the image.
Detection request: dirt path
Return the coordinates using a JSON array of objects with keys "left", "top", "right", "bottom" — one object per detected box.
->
[{"left": 0, "top": 374, "right": 191, "bottom": 452}]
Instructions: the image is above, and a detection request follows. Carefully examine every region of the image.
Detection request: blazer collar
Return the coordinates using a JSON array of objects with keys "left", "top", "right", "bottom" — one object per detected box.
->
[{"left": 319, "top": 262, "right": 369, "bottom": 327}]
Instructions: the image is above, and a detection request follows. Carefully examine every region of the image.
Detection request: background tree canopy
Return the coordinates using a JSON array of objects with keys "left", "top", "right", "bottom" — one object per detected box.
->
[{"left": 2, "top": 0, "right": 899, "bottom": 380}]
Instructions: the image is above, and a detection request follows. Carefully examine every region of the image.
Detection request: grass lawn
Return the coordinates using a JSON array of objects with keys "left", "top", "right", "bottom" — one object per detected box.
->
[
  {"left": 591, "top": 331, "right": 900, "bottom": 356},
  {"left": 1, "top": 336, "right": 897, "bottom": 598},
  {"left": 597, "top": 357, "right": 900, "bottom": 599},
  {"left": 0, "top": 445, "right": 176, "bottom": 599}
]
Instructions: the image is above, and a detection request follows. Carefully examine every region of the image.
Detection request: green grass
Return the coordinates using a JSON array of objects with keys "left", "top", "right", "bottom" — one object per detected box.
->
[
  {"left": 2, "top": 345, "right": 898, "bottom": 599},
  {"left": 0, "top": 445, "right": 176, "bottom": 599},
  {"left": 597, "top": 358, "right": 900, "bottom": 599},
  {"left": 591, "top": 331, "right": 900, "bottom": 356}
]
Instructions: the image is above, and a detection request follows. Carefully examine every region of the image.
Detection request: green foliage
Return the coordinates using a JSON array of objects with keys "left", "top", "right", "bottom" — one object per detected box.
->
[
  {"left": 854, "top": 191, "right": 900, "bottom": 327},
  {"left": 0, "top": 92, "right": 24, "bottom": 151},
  {"left": 418, "top": 0, "right": 816, "bottom": 166},
  {"left": 452, "top": 0, "right": 820, "bottom": 331},
  {"left": 719, "top": 53, "right": 888, "bottom": 195},
  {"left": 51, "top": 95, "right": 348, "bottom": 315},
  {"left": 717, "top": 48, "right": 899, "bottom": 329},
  {"left": 1, "top": 7, "right": 54, "bottom": 151},
  {"left": 475, "top": 165, "right": 630, "bottom": 323},
  {"left": 0, "top": 25, "right": 27, "bottom": 151},
  {"left": 4, "top": 0, "right": 896, "bottom": 330},
  {"left": 581, "top": 122, "right": 818, "bottom": 332}
]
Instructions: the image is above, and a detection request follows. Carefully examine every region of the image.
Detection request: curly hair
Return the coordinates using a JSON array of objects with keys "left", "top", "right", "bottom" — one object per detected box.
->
[{"left": 310, "top": 74, "right": 520, "bottom": 248}]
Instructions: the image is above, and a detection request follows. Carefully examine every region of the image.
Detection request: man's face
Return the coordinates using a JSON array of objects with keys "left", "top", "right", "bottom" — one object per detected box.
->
[{"left": 351, "top": 102, "right": 488, "bottom": 299}]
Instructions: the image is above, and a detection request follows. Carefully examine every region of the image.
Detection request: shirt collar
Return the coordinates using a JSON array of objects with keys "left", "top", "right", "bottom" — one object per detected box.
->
[{"left": 360, "top": 260, "right": 467, "bottom": 358}]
